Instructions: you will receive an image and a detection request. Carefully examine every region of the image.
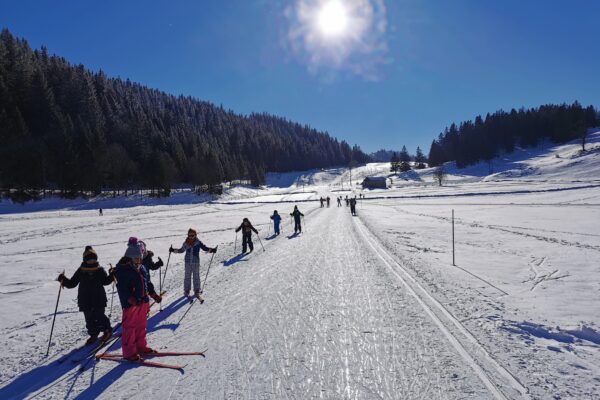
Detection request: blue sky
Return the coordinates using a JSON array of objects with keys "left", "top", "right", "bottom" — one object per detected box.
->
[{"left": 1, "top": 0, "right": 599, "bottom": 153}]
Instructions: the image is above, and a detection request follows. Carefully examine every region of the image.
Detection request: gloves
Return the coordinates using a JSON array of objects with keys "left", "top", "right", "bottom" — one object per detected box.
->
[
  {"left": 57, "top": 273, "right": 65, "bottom": 282},
  {"left": 209, "top": 247, "right": 217, "bottom": 253},
  {"left": 169, "top": 246, "right": 174, "bottom": 253},
  {"left": 155, "top": 257, "right": 164, "bottom": 268},
  {"left": 150, "top": 293, "right": 162, "bottom": 303},
  {"left": 127, "top": 296, "right": 140, "bottom": 306}
]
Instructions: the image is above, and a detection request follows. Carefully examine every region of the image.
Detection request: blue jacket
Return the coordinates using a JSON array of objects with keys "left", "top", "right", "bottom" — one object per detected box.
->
[
  {"left": 270, "top": 214, "right": 282, "bottom": 226},
  {"left": 114, "top": 257, "right": 149, "bottom": 309},
  {"left": 175, "top": 238, "right": 210, "bottom": 264}
]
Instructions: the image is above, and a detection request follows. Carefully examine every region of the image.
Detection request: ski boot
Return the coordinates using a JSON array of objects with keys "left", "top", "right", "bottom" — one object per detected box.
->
[{"left": 85, "top": 334, "right": 99, "bottom": 345}]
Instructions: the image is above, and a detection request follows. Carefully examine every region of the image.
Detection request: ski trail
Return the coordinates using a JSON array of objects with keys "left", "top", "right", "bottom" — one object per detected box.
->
[{"left": 353, "top": 217, "right": 530, "bottom": 399}]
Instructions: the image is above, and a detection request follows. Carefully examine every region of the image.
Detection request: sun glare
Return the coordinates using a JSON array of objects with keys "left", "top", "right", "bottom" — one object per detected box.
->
[{"left": 317, "top": 0, "right": 348, "bottom": 37}]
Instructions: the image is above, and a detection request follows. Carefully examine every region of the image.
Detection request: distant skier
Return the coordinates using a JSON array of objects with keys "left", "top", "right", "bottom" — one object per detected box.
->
[
  {"left": 320, "top": 197, "right": 324, "bottom": 208},
  {"left": 337, "top": 197, "right": 342, "bottom": 207},
  {"left": 58, "top": 246, "right": 114, "bottom": 345},
  {"left": 99, "top": 208, "right": 103, "bottom": 216},
  {"left": 113, "top": 242, "right": 155, "bottom": 361},
  {"left": 235, "top": 218, "right": 259, "bottom": 253},
  {"left": 345, "top": 196, "right": 349, "bottom": 206},
  {"left": 326, "top": 196, "right": 330, "bottom": 207},
  {"left": 169, "top": 228, "right": 217, "bottom": 299},
  {"left": 290, "top": 205, "right": 304, "bottom": 234},
  {"left": 270, "top": 210, "right": 282, "bottom": 235},
  {"left": 350, "top": 197, "right": 357, "bottom": 216}
]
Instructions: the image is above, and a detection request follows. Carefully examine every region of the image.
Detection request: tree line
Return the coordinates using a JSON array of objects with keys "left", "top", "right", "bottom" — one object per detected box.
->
[
  {"left": 0, "top": 29, "right": 369, "bottom": 198},
  {"left": 427, "top": 103, "right": 598, "bottom": 168}
]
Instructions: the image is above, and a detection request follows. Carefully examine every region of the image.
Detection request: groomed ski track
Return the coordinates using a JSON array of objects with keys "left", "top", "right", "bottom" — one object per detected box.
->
[{"left": 7, "top": 204, "right": 528, "bottom": 399}]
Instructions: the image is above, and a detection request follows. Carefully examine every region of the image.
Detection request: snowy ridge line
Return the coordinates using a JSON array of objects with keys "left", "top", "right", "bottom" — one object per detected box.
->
[
  {"left": 362, "top": 183, "right": 600, "bottom": 201},
  {"left": 353, "top": 218, "right": 530, "bottom": 400},
  {"left": 211, "top": 198, "right": 319, "bottom": 205}
]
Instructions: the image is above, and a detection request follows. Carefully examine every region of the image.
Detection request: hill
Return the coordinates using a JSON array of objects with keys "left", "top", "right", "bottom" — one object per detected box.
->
[{"left": 0, "top": 28, "right": 369, "bottom": 195}]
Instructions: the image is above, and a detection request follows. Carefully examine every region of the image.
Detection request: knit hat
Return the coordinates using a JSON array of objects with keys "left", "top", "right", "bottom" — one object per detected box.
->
[
  {"left": 124, "top": 244, "right": 143, "bottom": 259},
  {"left": 83, "top": 246, "right": 98, "bottom": 263},
  {"left": 188, "top": 228, "right": 197, "bottom": 237}
]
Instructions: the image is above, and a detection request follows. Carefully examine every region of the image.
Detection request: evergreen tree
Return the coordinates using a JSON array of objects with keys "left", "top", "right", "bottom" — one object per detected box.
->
[
  {"left": 390, "top": 152, "right": 399, "bottom": 173},
  {"left": 415, "top": 146, "right": 427, "bottom": 169},
  {"left": 398, "top": 145, "right": 411, "bottom": 172},
  {"left": 0, "top": 29, "right": 371, "bottom": 196}
]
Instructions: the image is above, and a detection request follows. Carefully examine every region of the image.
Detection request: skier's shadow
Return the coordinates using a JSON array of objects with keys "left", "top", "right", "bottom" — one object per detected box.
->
[
  {"left": 222, "top": 253, "right": 248, "bottom": 266},
  {"left": 0, "top": 296, "right": 191, "bottom": 399},
  {"left": 264, "top": 234, "right": 278, "bottom": 241},
  {"left": 69, "top": 296, "right": 191, "bottom": 398},
  {"left": 0, "top": 345, "right": 98, "bottom": 399},
  {"left": 287, "top": 233, "right": 300, "bottom": 239},
  {"left": 147, "top": 296, "right": 192, "bottom": 332}
]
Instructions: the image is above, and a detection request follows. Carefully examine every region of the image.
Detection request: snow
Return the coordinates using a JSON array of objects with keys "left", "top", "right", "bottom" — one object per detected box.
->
[{"left": 1, "top": 133, "right": 599, "bottom": 399}]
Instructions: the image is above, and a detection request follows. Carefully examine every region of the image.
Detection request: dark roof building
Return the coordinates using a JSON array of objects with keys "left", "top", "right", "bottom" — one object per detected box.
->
[{"left": 362, "top": 176, "right": 388, "bottom": 189}]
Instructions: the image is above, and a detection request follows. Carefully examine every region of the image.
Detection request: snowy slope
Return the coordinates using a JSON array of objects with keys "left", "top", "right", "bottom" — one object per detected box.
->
[{"left": 0, "top": 133, "right": 599, "bottom": 399}]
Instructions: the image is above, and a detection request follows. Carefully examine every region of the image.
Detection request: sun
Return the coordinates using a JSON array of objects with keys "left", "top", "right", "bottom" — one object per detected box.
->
[{"left": 317, "top": 0, "right": 349, "bottom": 37}]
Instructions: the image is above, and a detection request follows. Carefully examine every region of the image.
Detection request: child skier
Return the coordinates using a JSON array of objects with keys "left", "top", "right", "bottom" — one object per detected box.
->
[
  {"left": 270, "top": 210, "right": 282, "bottom": 235},
  {"left": 235, "top": 218, "right": 259, "bottom": 252},
  {"left": 290, "top": 205, "right": 304, "bottom": 234},
  {"left": 58, "top": 246, "right": 114, "bottom": 345},
  {"left": 113, "top": 242, "right": 156, "bottom": 361},
  {"left": 128, "top": 237, "right": 163, "bottom": 303},
  {"left": 169, "top": 228, "right": 217, "bottom": 299}
]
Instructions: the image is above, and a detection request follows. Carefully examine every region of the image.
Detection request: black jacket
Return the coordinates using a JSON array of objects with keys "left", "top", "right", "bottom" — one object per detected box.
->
[
  {"left": 236, "top": 222, "right": 258, "bottom": 236},
  {"left": 142, "top": 253, "right": 162, "bottom": 271},
  {"left": 61, "top": 263, "right": 113, "bottom": 311},
  {"left": 290, "top": 209, "right": 304, "bottom": 222}
]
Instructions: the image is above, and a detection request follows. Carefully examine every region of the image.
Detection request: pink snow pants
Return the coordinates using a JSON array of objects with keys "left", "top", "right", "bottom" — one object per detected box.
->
[{"left": 121, "top": 302, "right": 150, "bottom": 358}]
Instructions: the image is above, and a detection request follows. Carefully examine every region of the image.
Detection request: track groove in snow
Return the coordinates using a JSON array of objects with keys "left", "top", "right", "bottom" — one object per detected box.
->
[{"left": 352, "top": 217, "right": 530, "bottom": 399}]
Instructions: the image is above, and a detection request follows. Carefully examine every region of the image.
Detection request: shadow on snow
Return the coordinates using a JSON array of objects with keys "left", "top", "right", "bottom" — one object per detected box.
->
[
  {"left": 0, "top": 296, "right": 190, "bottom": 399},
  {"left": 222, "top": 253, "right": 249, "bottom": 267}
]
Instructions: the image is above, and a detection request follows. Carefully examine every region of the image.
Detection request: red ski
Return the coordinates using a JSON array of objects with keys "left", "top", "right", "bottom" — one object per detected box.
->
[
  {"left": 100, "top": 350, "right": 206, "bottom": 358},
  {"left": 96, "top": 354, "right": 185, "bottom": 371}
]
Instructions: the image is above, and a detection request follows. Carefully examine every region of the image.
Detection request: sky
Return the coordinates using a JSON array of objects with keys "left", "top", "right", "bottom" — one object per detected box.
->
[{"left": 1, "top": 0, "right": 599, "bottom": 154}]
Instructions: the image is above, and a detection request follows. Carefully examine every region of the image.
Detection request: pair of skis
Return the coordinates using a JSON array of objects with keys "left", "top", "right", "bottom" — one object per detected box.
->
[{"left": 96, "top": 350, "right": 206, "bottom": 371}]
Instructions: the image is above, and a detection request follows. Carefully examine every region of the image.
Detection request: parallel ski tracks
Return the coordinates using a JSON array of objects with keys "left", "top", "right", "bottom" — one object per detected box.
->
[{"left": 353, "top": 217, "right": 530, "bottom": 400}]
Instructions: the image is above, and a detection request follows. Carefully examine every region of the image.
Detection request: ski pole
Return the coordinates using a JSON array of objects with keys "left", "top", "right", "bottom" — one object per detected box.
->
[
  {"left": 158, "top": 259, "right": 163, "bottom": 312},
  {"left": 46, "top": 271, "right": 64, "bottom": 357},
  {"left": 257, "top": 233, "right": 265, "bottom": 252},
  {"left": 162, "top": 249, "right": 172, "bottom": 288},
  {"left": 302, "top": 216, "right": 307, "bottom": 232},
  {"left": 268, "top": 221, "right": 271, "bottom": 236},
  {"left": 108, "top": 264, "right": 115, "bottom": 318},
  {"left": 201, "top": 246, "right": 218, "bottom": 293}
]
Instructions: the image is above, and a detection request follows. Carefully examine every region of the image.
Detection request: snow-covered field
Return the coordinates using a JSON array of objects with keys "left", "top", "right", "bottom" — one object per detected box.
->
[{"left": 0, "top": 133, "right": 599, "bottom": 399}]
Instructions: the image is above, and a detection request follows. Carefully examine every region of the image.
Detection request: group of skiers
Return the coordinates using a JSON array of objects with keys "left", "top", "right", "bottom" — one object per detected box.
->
[
  {"left": 319, "top": 196, "right": 331, "bottom": 208},
  {"left": 56, "top": 200, "right": 364, "bottom": 359},
  {"left": 57, "top": 203, "right": 308, "bottom": 359},
  {"left": 58, "top": 232, "right": 218, "bottom": 361}
]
